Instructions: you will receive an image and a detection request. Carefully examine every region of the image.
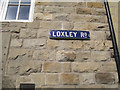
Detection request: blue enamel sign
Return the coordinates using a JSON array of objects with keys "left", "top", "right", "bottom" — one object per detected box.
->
[{"left": 50, "top": 30, "right": 90, "bottom": 40}]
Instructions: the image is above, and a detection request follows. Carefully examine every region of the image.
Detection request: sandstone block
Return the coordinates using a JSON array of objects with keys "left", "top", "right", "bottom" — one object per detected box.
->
[
  {"left": 11, "top": 33, "right": 19, "bottom": 39},
  {"left": 2, "top": 76, "right": 16, "bottom": 88},
  {"left": 56, "top": 50, "right": 76, "bottom": 62},
  {"left": 69, "top": 14, "right": 86, "bottom": 22},
  {"left": 90, "top": 31, "right": 106, "bottom": 40},
  {"left": 16, "top": 76, "right": 32, "bottom": 88},
  {"left": 100, "top": 62, "right": 117, "bottom": 72},
  {"left": 9, "top": 22, "right": 26, "bottom": 28},
  {"left": 19, "top": 60, "right": 42, "bottom": 75},
  {"left": 62, "top": 22, "right": 74, "bottom": 30},
  {"left": 91, "top": 51, "right": 111, "bottom": 62},
  {"left": 44, "top": 6, "right": 63, "bottom": 13},
  {"left": 46, "top": 39, "right": 59, "bottom": 50},
  {"left": 82, "top": 41, "right": 95, "bottom": 50},
  {"left": 37, "top": 29, "right": 48, "bottom": 38},
  {"left": 104, "top": 41, "right": 113, "bottom": 50},
  {"left": 11, "top": 39, "right": 22, "bottom": 47},
  {"left": 76, "top": 51, "right": 91, "bottom": 62},
  {"left": 8, "top": 48, "right": 33, "bottom": 60},
  {"left": 53, "top": 14, "right": 68, "bottom": 21},
  {"left": 72, "top": 62, "right": 101, "bottom": 73},
  {"left": 30, "top": 73, "right": 45, "bottom": 86},
  {"left": 79, "top": 73, "right": 95, "bottom": 85},
  {"left": 27, "top": 21, "right": 40, "bottom": 29},
  {"left": 95, "top": 73, "right": 115, "bottom": 84},
  {"left": 7, "top": 60, "right": 21, "bottom": 75},
  {"left": 23, "top": 39, "right": 46, "bottom": 49},
  {"left": 93, "top": 9, "right": 106, "bottom": 15},
  {"left": 3, "top": 27, "right": 20, "bottom": 33},
  {"left": 86, "top": 15, "right": 107, "bottom": 23},
  {"left": 76, "top": 8, "right": 92, "bottom": 14},
  {"left": 43, "top": 62, "right": 61, "bottom": 73},
  {"left": 34, "top": 5, "right": 44, "bottom": 13},
  {"left": 20, "top": 29, "right": 37, "bottom": 38},
  {"left": 46, "top": 74, "right": 59, "bottom": 85},
  {"left": 76, "top": 2, "right": 86, "bottom": 7},
  {"left": 40, "top": 21, "right": 61, "bottom": 29},
  {"left": 35, "top": 2, "right": 78, "bottom": 7},
  {"left": 61, "top": 62, "right": 71, "bottom": 72},
  {"left": 33, "top": 49, "right": 56, "bottom": 61},
  {"left": 87, "top": 2, "right": 104, "bottom": 8},
  {"left": 60, "top": 74, "right": 79, "bottom": 85},
  {"left": 94, "top": 41, "right": 105, "bottom": 51},
  {"left": 34, "top": 13, "right": 52, "bottom": 20}
]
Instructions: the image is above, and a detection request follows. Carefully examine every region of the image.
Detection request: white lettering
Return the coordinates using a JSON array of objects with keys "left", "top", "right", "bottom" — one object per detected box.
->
[
  {"left": 57, "top": 31, "right": 61, "bottom": 37},
  {"left": 73, "top": 32, "right": 77, "bottom": 37},
  {"left": 65, "top": 32, "right": 69, "bottom": 37},
  {"left": 81, "top": 32, "right": 84, "bottom": 38},
  {"left": 69, "top": 32, "right": 73, "bottom": 37},
  {"left": 61, "top": 32, "right": 65, "bottom": 37},
  {"left": 53, "top": 32, "right": 56, "bottom": 37}
]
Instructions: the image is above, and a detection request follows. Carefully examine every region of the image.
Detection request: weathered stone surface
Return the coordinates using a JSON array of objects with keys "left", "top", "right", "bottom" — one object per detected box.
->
[
  {"left": 34, "top": 5, "right": 44, "bottom": 13},
  {"left": 90, "top": 31, "right": 106, "bottom": 40},
  {"left": 20, "top": 29, "right": 37, "bottom": 38},
  {"left": 37, "top": 29, "right": 48, "bottom": 38},
  {"left": 74, "top": 22, "right": 108, "bottom": 31},
  {"left": 104, "top": 41, "right": 113, "bottom": 50},
  {"left": 82, "top": 41, "right": 95, "bottom": 50},
  {"left": 60, "top": 74, "right": 79, "bottom": 85},
  {"left": 11, "top": 39, "right": 22, "bottom": 47},
  {"left": 91, "top": 51, "right": 111, "bottom": 62},
  {"left": 56, "top": 40, "right": 83, "bottom": 50},
  {"left": 56, "top": 50, "right": 76, "bottom": 62},
  {"left": 76, "top": 51, "right": 91, "bottom": 62},
  {"left": 19, "top": 60, "right": 42, "bottom": 75},
  {"left": 79, "top": 73, "right": 95, "bottom": 85},
  {"left": 2, "top": 32, "right": 11, "bottom": 75},
  {"left": 62, "top": 22, "right": 74, "bottom": 30},
  {"left": 100, "top": 62, "right": 117, "bottom": 72},
  {"left": 16, "top": 76, "right": 32, "bottom": 88},
  {"left": 3, "top": 27, "right": 20, "bottom": 33},
  {"left": 27, "top": 21, "right": 40, "bottom": 29},
  {"left": 93, "top": 41, "right": 105, "bottom": 51},
  {"left": 76, "top": 8, "right": 93, "bottom": 14},
  {"left": 69, "top": 14, "right": 86, "bottom": 22},
  {"left": 23, "top": 39, "right": 46, "bottom": 49},
  {"left": 87, "top": 2, "right": 104, "bottom": 8},
  {"left": 43, "top": 62, "right": 61, "bottom": 73},
  {"left": 2, "top": 76, "right": 16, "bottom": 88},
  {"left": 11, "top": 33, "right": 19, "bottom": 39},
  {"left": 95, "top": 73, "right": 115, "bottom": 84},
  {"left": 46, "top": 39, "right": 59, "bottom": 50},
  {"left": 61, "top": 62, "right": 71, "bottom": 72},
  {"left": 33, "top": 49, "right": 56, "bottom": 61},
  {"left": 72, "top": 62, "right": 101, "bottom": 73},
  {"left": 35, "top": 2, "right": 78, "bottom": 7},
  {"left": 9, "top": 22, "right": 26, "bottom": 28},
  {"left": 7, "top": 60, "right": 21, "bottom": 75},
  {"left": 93, "top": 9, "right": 106, "bottom": 15},
  {"left": 30, "top": 73, "right": 45, "bottom": 86},
  {"left": 46, "top": 74, "right": 59, "bottom": 85},
  {"left": 86, "top": 15, "right": 107, "bottom": 23},
  {"left": 34, "top": 13, "right": 52, "bottom": 20},
  {"left": 8, "top": 48, "right": 33, "bottom": 60},
  {"left": 53, "top": 14, "right": 68, "bottom": 21},
  {"left": 40, "top": 21, "right": 61, "bottom": 29}
]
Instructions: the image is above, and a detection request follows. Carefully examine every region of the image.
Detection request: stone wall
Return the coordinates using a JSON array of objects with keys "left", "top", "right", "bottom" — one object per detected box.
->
[
  {"left": 1, "top": 2, "right": 118, "bottom": 88},
  {"left": 109, "top": 2, "right": 120, "bottom": 54}
]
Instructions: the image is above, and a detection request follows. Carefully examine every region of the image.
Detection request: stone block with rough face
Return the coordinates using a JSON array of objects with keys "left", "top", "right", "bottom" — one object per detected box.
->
[{"left": 60, "top": 74, "right": 79, "bottom": 85}]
